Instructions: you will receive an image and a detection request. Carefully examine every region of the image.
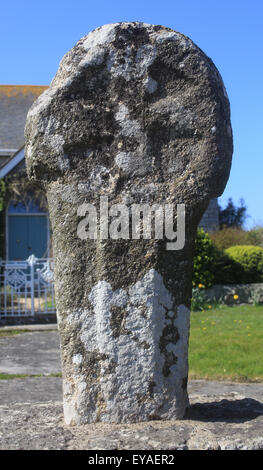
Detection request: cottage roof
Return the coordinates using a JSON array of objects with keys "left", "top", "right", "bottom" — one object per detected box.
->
[{"left": 0, "top": 85, "right": 48, "bottom": 154}]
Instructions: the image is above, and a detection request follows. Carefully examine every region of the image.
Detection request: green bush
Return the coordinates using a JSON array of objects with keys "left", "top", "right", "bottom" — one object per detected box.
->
[
  {"left": 212, "top": 248, "right": 244, "bottom": 285},
  {"left": 192, "top": 228, "right": 217, "bottom": 288},
  {"left": 193, "top": 232, "right": 263, "bottom": 288},
  {"left": 225, "top": 245, "right": 263, "bottom": 283}
]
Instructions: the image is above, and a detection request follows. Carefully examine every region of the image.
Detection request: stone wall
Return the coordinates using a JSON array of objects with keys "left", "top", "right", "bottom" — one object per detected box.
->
[{"left": 203, "top": 283, "right": 263, "bottom": 305}]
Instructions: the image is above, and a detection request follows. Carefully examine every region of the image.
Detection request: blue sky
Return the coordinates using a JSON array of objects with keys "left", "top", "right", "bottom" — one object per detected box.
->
[{"left": 1, "top": 0, "right": 262, "bottom": 229}]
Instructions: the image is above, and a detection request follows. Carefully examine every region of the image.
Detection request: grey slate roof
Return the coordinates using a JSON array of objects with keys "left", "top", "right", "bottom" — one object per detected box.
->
[{"left": 0, "top": 85, "right": 48, "bottom": 152}]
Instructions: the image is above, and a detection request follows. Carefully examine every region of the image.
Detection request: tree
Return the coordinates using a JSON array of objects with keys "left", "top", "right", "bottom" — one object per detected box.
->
[{"left": 218, "top": 198, "right": 248, "bottom": 229}]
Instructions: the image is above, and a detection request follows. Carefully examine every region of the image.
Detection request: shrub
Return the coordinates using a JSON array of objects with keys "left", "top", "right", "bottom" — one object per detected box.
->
[
  {"left": 225, "top": 245, "right": 263, "bottom": 283},
  {"left": 193, "top": 232, "right": 263, "bottom": 288},
  {"left": 192, "top": 228, "right": 217, "bottom": 288},
  {"left": 212, "top": 248, "right": 244, "bottom": 284},
  {"left": 210, "top": 227, "right": 250, "bottom": 250}
]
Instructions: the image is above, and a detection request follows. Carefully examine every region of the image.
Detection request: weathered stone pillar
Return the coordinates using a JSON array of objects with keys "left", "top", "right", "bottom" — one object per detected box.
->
[{"left": 25, "top": 22, "right": 232, "bottom": 425}]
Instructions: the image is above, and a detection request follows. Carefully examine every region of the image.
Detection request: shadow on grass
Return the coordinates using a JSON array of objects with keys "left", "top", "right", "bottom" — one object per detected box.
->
[{"left": 188, "top": 398, "right": 263, "bottom": 423}]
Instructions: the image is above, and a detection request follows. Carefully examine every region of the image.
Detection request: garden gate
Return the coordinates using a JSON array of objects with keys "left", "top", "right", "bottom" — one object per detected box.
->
[{"left": 0, "top": 255, "right": 56, "bottom": 317}]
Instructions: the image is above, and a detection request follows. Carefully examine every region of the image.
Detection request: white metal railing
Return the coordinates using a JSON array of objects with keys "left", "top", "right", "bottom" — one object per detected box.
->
[{"left": 0, "top": 255, "right": 56, "bottom": 317}]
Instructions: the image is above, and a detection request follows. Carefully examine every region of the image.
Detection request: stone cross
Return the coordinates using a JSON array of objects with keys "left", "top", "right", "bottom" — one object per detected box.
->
[{"left": 25, "top": 22, "right": 232, "bottom": 425}]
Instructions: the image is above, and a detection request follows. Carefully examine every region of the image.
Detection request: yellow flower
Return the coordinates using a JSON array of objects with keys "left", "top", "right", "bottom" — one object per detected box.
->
[
  {"left": 233, "top": 294, "right": 239, "bottom": 300},
  {"left": 208, "top": 305, "right": 212, "bottom": 309},
  {"left": 198, "top": 283, "right": 205, "bottom": 289},
  {"left": 202, "top": 327, "right": 207, "bottom": 331}
]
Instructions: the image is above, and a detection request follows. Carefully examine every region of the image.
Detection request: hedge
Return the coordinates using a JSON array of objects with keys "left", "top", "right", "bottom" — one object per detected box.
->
[
  {"left": 193, "top": 232, "right": 263, "bottom": 287},
  {"left": 192, "top": 229, "right": 216, "bottom": 288},
  {"left": 225, "top": 245, "right": 263, "bottom": 283}
]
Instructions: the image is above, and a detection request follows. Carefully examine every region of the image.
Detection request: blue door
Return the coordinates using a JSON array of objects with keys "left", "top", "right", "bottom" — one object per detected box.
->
[{"left": 8, "top": 215, "right": 48, "bottom": 260}]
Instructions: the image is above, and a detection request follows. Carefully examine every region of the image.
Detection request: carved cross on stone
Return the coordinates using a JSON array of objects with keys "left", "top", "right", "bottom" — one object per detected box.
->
[{"left": 25, "top": 22, "right": 232, "bottom": 425}]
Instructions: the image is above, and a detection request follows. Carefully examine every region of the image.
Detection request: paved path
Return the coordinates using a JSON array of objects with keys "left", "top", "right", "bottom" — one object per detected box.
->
[{"left": 0, "top": 330, "right": 61, "bottom": 375}]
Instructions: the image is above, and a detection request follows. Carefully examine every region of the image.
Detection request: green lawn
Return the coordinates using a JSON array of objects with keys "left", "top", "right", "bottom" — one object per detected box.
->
[
  {"left": 189, "top": 304, "right": 263, "bottom": 382},
  {"left": 0, "top": 372, "right": 62, "bottom": 380},
  {"left": 0, "top": 329, "right": 31, "bottom": 337}
]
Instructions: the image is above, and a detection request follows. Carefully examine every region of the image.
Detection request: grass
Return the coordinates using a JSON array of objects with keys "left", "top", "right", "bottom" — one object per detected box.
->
[
  {"left": 189, "top": 304, "right": 263, "bottom": 382},
  {"left": 0, "top": 372, "right": 62, "bottom": 380},
  {"left": 0, "top": 329, "right": 31, "bottom": 337}
]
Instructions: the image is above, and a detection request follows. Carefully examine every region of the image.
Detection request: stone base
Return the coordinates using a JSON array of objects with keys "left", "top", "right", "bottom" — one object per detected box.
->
[{"left": 1, "top": 387, "right": 263, "bottom": 450}]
